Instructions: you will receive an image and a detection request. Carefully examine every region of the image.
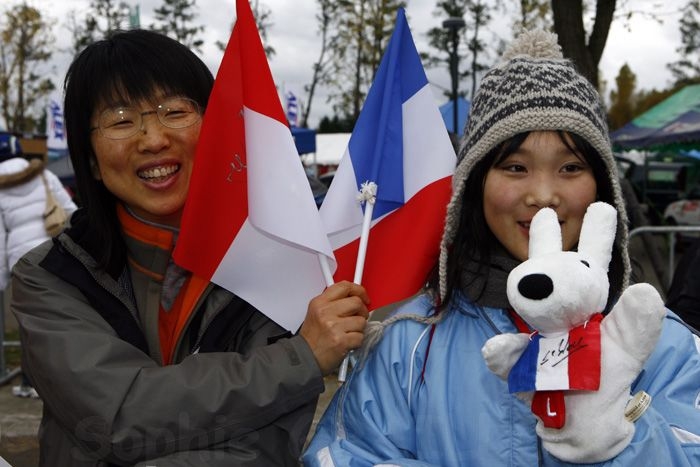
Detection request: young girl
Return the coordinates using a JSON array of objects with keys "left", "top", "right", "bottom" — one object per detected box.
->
[{"left": 304, "top": 30, "right": 700, "bottom": 466}]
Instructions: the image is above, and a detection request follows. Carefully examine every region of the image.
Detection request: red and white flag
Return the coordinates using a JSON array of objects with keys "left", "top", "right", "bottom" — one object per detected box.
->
[{"left": 173, "top": 0, "right": 334, "bottom": 332}]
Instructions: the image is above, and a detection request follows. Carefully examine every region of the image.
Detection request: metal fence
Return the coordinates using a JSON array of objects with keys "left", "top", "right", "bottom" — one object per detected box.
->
[{"left": 629, "top": 225, "right": 700, "bottom": 290}]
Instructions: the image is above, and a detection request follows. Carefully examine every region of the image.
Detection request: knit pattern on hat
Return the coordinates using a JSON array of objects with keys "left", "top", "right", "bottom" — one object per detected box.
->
[{"left": 438, "top": 29, "right": 630, "bottom": 302}]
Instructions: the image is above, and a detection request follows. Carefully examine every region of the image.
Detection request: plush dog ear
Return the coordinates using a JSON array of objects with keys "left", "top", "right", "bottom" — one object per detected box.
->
[
  {"left": 578, "top": 202, "right": 617, "bottom": 270},
  {"left": 529, "top": 207, "right": 562, "bottom": 258}
]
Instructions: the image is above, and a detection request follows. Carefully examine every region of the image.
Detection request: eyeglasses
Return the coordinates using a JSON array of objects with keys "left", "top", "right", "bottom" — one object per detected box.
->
[{"left": 90, "top": 97, "right": 201, "bottom": 140}]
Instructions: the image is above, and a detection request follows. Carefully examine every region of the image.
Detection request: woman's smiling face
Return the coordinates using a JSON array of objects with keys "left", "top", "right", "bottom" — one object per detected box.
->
[
  {"left": 89, "top": 92, "right": 201, "bottom": 227},
  {"left": 482, "top": 131, "right": 597, "bottom": 261}
]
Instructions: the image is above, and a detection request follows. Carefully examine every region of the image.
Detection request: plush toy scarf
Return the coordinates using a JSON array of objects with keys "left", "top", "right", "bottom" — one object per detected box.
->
[
  {"left": 509, "top": 313, "right": 603, "bottom": 393},
  {"left": 508, "top": 313, "right": 603, "bottom": 428}
]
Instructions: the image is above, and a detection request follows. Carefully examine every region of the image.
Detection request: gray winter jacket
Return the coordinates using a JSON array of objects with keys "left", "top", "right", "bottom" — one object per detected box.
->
[{"left": 11, "top": 207, "right": 325, "bottom": 466}]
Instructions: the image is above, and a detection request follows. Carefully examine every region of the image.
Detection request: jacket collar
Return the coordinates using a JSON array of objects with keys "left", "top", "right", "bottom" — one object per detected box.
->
[{"left": 117, "top": 204, "right": 176, "bottom": 280}]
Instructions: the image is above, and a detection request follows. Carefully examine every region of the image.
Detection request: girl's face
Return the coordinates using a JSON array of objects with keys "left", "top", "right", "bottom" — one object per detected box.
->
[
  {"left": 483, "top": 131, "right": 597, "bottom": 261},
  {"left": 89, "top": 92, "right": 201, "bottom": 227}
]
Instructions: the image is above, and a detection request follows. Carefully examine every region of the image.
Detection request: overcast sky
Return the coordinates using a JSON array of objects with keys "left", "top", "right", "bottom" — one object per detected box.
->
[{"left": 29, "top": 0, "right": 688, "bottom": 128}]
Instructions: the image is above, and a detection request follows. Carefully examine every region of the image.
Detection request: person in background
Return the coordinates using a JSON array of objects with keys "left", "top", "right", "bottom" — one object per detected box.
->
[
  {"left": 11, "top": 29, "right": 368, "bottom": 466},
  {"left": 666, "top": 236, "right": 700, "bottom": 330},
  {"left": 0, "top": 146, "right": 77, "bottom": 398},
  {"left": 304, "top": 30, "right": 700, "bottom": 466}
]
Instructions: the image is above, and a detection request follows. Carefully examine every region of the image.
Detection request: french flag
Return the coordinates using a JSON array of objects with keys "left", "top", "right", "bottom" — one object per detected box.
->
[
  {"left": 509, "top": 315, "right": 602, "bottom": 393},
  {"left": 173, "top": 0, "right": 334, "bottom": 332},
  {"left": 320, "top": 8, "right": 455, "bottom": 310}
]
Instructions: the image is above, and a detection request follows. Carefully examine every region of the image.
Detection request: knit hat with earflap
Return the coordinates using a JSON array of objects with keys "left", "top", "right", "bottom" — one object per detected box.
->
[{"left": 437, "top": 29, "right": 630, "bottom": 303}]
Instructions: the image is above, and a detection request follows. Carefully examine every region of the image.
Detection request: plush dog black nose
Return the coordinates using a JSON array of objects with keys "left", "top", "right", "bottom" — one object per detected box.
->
[{"left": 518, "top": 274, "right": 553, "bottom": 300}]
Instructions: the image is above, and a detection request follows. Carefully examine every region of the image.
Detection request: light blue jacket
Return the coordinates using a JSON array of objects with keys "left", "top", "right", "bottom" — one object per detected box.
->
[{"left": 304, "top": 292, "right": 700, "bottom": 466}]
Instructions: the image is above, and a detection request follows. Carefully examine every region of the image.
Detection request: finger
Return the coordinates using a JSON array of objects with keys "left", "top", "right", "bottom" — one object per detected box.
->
[
  {"left": 323, "top": 281, "right": 370, "bottom": 305},
  {"left": 330, "top": 296, "right": 370, "bottom": 319},
  {"left": 333, "top": 315, "right": 368, "bottom": 334},
  {"left": 330, "top": 329, "right": 366, "bottom": 358},
  {"left": 343, "top": 330, "right": 366, "bottom": 351}
]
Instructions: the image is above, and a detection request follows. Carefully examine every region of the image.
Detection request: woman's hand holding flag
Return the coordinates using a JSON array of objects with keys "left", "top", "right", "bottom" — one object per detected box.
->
[{"left": 299, "top": 281, "right": 370, "bottom": 375}]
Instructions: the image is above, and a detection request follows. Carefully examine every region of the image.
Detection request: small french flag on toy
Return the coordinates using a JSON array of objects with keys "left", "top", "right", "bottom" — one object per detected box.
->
[{"left": 509, "top": 314, "right": 603, "bottom": 393}]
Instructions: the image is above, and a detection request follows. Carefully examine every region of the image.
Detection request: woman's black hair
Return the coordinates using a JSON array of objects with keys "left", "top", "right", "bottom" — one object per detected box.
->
[
  {"left": 63, "top": 29, "right": 214, "bottom": 277},
  {"left": 429, "top": 130, "right": 623, "bottom": 313}
]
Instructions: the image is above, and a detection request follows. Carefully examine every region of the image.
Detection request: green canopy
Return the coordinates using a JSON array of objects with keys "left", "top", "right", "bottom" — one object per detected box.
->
[{"left": 611, "top": 84, "right": 700, "bottom": 151}]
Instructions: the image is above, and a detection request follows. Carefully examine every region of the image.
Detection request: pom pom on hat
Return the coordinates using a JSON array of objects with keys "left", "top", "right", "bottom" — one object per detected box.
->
[{"left": 501, "top": 29, "right": 563, "bottom": 62}]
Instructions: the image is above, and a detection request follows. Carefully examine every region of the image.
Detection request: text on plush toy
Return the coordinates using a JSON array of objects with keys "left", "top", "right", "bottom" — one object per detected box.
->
[
  {"left": 540, "top": 334, "right": 588, "bottom": 367},
  {"left": 509, "top": 314, "right": 603, "bottom": 393}
]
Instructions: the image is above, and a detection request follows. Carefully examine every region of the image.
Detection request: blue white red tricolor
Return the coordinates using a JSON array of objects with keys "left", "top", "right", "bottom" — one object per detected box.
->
[
  {"left": 509, "top": 314, "right": 603, "bottom": 393},
  {"left": 320, "top": 8, "right": 456, "bottom": 310}
]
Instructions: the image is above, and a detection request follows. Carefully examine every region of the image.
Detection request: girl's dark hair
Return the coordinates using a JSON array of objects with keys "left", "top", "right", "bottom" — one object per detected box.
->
[
  {"left": 429, "top": 131, "right": 623, "bottom": 313},
  {"left": 63, "top": 29, "right": 214, "bottom": 277}
]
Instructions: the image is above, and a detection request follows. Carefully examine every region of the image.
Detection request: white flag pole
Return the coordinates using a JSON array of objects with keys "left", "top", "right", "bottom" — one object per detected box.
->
[
  {"left": 353, "top": 182, "right": 377, "bottom": 284},
  {"left": 318, "top": 254, "right": 335, "bottom": 288},
  {"left": 338, "top": 181, "right": 377, "bottom": 383}
]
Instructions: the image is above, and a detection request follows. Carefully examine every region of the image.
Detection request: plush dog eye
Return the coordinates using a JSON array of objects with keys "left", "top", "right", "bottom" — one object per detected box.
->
[{"left": 580, "top": 260, "right": 590, "bottom": 268}]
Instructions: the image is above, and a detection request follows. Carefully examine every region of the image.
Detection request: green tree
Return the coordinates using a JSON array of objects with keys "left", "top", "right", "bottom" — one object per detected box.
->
[
  {"left": 0, "top": 2, "right": 55, "bottom": 133},
  {"left": 317, "top": 114, "right": 355, "bottom": 133},
  {"left": 608, "top": 63, "right": 637, "bottom": 130},
  {"left": 216, "top": 0, "right": 275, "bottom": 58},
  {"left": 326, "top": 0, "right": 405, "bottom": 122},
  {"left": 64, "top": 10, "right": 98, "bottom": 57},
  {"left": 328, "top": 0, "right": 369, "bottom": 122},
  {"left": 423, "top": 1, "right": 495, "bottom": 101},
  {"left": 364, "top": 0, "right": 405, "bottom": 76},
  {"left": 250, "top": 0, "right": 275, "bottom": 58},
  {"left": 70, "top": 0, "right": 131, "bottom": 57},
  {"left": 517, "top": 0, "right": 550, "bottom": 30},
  {"left": 216, "top": 0, "right": 275, "bottom": 60},
  {"left": 92, "top": 0, "right": 131, "bottom": 31},
  {"left": 423, "top": 0, "right": 469, "bottom": 96},
  {"left": 151, "top": 0, "right": 204, "bottom": 53},
  {"left": 464, "top": 1, "right": 494, "bottom": 99},
  {"left": 668, "top": 0, "right": 700, "bottom": 83},
  {"left": 302, "top": 0, "right": 339, "bottom": 128}
]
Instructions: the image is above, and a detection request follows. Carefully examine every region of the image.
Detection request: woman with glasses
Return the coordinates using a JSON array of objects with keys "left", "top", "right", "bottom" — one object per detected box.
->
[{"left": 10, "top": 29, "right": 369, "bottom": 467}]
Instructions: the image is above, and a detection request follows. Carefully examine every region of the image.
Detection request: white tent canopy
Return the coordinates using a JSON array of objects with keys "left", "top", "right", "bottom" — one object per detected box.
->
[{"left": 301, "top": 133, "right": 350, "bottom": 169}]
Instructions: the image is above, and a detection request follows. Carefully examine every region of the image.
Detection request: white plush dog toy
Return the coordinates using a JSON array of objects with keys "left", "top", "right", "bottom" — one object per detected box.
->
[{"left": 481, "top": 202, "right": 666, "bottom": 462}]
